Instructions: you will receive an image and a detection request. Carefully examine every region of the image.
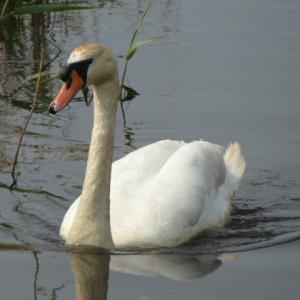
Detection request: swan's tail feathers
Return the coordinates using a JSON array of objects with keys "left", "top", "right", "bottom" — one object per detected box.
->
[{"left": 224, "top": 142, "right": 246, "bottom": 188}]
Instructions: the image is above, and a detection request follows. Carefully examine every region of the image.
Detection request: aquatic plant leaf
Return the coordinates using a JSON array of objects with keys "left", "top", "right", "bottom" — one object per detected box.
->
[
  {"left": 126, "top": 36, "right": 163, "bottom": 60},
  {"left": 40, "top": 76, "right": 59, "bottom": 84},
  {"left": 13, "top": 4, "right": 94, "bottom": 15},
  {"left": 23, "top": 70, "right": 53, "bottom": 82},
  {"left": 19, "top": 72, "right": 58, "bottom": 90},
  {"left": 140, "top": 2, "right": 153, "bottom": 24},
  {"left": 130, "top": 2, "right": 153, "bottom": 44},
  {"left": 0, "top": 0, "right": 11, "bottom": 19}
]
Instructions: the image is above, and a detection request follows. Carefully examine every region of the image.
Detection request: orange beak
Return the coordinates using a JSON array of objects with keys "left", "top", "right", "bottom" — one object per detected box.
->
[{"left": 49, "top": 70, "right": 84, "bottom": 114}]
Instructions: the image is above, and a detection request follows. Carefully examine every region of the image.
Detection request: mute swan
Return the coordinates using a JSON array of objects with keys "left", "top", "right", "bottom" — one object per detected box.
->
[{"left": 48, "top": 44, "right": 246, "bottom": 250}]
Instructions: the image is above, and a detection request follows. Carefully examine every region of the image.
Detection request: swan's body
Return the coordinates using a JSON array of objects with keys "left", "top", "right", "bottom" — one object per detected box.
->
[
  {"left": 49, "top": 44, "right": 246, "bottom": 249},
  {"left": 61, "top": 140, "right": 244, "bottom": 248}
]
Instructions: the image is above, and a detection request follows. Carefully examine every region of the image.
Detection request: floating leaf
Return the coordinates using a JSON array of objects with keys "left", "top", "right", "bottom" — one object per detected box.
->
[
  {"left": 13, "top": 4, "right": 94, "bottom": 16},
  {"left": 126, "top": 36, "right": 163, "bottom": 61}
]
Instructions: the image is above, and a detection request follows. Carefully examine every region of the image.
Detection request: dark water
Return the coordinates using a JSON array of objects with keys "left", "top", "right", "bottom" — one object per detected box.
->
[{"left": 1, "top": 0, "right": 300, "bottom": 299}]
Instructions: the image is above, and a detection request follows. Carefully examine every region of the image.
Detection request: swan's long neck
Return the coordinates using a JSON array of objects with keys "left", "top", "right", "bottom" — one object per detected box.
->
[{"left": 66, "top": 78, "right": 119, "bottom": 249}]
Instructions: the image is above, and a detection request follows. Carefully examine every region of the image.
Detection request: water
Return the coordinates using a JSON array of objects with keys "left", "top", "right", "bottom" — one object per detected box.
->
[{"left": 0, "top": 0, "right": 300, "bottom": 299}]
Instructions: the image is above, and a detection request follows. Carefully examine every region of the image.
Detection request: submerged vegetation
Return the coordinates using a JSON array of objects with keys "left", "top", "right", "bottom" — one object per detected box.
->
[{"left": 10, "top": 49, "right": 44, "bottom": 188}]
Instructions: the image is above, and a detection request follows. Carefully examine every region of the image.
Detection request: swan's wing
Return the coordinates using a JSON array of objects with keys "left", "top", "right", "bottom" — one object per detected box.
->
[
  {"left": 111, "top": 140, "right": 186, "bottom": 201},
  {"left": 111, "top": 140, "right": 185, "bottom": 182},
  {"left": 110, "top": 140, "right": 229, "bottom": 247},
  {"left": 110, "top": 140, "right": 187, "bottom": 245},
  {"left": 144, "top": 141, "right": 227, "bottom": 245}
]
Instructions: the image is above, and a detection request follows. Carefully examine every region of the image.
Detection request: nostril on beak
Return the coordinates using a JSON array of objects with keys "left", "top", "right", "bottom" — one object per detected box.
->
[{"left": 48, "top": 102, "right": 57, "bottom": 114}]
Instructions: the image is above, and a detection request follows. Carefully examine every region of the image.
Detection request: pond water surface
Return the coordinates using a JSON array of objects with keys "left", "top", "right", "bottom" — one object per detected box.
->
[{"left": 0, "top": 0, "right": 300, "bottom": 299}]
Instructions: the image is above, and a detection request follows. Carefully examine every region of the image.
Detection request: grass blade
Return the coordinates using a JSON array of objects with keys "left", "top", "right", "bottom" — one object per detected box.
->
[
  {"left": 130, "top": 1, "right": 153, "bottom": 48},
  {"left": 18, "top": 70, "right": 57, "bottom": 90},
  {"left": 0, "top": 0, "right": 10, "bottom": 19},
  {"left": 22, "top": 70, "right": 53, "bottom": 83},
  {"left": 139, "top": 1, "right": 153, "bottom": 26},
  {"left": 126, "top": 36, "right": 163, "bottom": 60}
]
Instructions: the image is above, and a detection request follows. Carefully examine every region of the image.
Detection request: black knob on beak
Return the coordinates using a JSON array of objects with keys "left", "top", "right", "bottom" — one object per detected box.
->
[{"left": 48, "top": 102, "right": 57, "bottom": 114}]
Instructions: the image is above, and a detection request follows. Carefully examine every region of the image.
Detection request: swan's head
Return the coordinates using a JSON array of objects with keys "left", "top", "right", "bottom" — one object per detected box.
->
[{"left": 49, "top": 44, "right": 118, "bottom": 114}]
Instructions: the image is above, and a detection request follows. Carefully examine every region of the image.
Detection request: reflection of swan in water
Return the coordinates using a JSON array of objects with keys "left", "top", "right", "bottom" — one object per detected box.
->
[
  {"left": 49, "top": 44, "right": 246, "bottom": 249},
  {"left": 70, "top": 253, "right": 236, "bottom": 300},
  {"left": 70, "top": 254, "right": 110, "bottom": 300},
  {"left": 110, "top": 254, "right": 225, "bottom": 280}
]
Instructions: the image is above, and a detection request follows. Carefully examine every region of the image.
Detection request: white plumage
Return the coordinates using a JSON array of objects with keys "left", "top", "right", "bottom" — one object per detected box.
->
[{"left": 61, "top": 140, "right": 245, "bottom": 248}]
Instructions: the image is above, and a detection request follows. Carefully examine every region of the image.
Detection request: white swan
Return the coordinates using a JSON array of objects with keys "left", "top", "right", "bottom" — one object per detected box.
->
[{"left": 49, "top": 44, "right": 246, "bottom": 249}]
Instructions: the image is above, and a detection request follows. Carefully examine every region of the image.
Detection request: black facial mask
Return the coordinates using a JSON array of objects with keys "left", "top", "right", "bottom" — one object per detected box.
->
[{"left": 60, "top": 58, "right": 93, "bottom": 86}]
